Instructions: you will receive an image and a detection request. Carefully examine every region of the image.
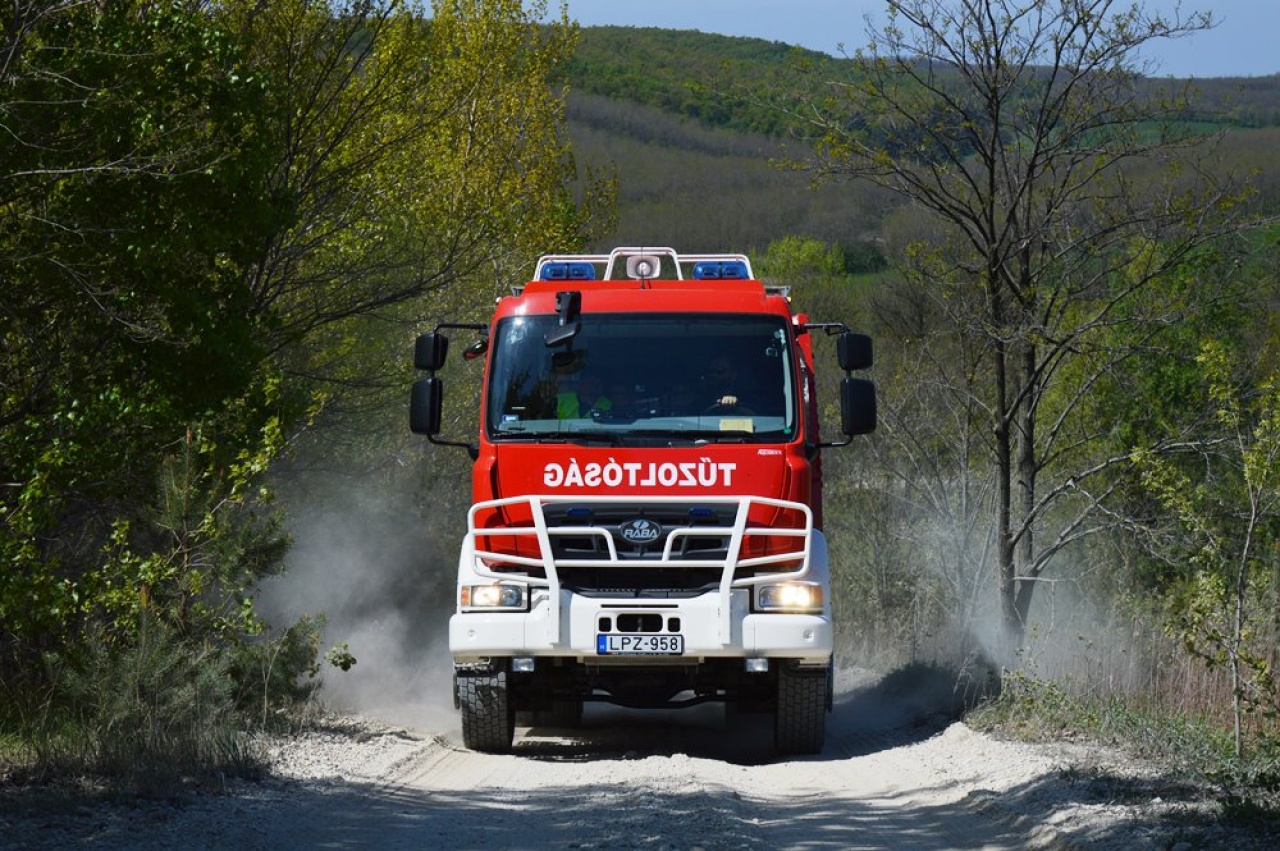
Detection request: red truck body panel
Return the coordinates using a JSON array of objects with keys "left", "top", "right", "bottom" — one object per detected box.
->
[{"left": 472, "top": 275, "right": 821, "bottom": 520}]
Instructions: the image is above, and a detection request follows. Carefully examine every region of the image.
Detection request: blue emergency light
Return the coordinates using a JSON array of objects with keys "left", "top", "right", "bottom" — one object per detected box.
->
[
  {"left": 540, "top": 262, "right": 596, "bottom": 281},
  {"left": 692, "top": 261, "right": 749, "bottom": 280}
]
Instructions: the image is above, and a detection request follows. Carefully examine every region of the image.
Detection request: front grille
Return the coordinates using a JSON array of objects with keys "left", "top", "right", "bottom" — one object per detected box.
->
[
  {"left": 541, "top": 502, "right": 736, "bottom": 596},
  {"left": 560, "top": 566, "right": 722, "bottom": 597},
  {"left": 542, "top": 502, "right": 734, "bottom": 560}
]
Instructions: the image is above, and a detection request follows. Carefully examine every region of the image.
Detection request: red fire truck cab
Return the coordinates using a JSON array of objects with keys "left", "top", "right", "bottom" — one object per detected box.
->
[{"left": 411, "top": 247, "right": 874, "bottom": 754}]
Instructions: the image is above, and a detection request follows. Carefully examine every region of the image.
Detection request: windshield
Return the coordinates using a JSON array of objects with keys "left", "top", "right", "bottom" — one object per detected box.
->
[{"left": 486, "top": 313, "right": 796, "bottom": 445}]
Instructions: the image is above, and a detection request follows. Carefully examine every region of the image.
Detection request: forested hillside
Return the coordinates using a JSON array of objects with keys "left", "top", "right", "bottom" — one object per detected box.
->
[
  {"left": 570, "top": 25, "right": 1280, "bottom": 131},
  {"left": 567, "top": 26, "right": 1280, "bottom": 256}
]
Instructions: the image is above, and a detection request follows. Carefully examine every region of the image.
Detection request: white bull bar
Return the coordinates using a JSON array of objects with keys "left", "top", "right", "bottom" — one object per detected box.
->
[{"left": 463, "top": 494, "right": 814, "bottom": 647}]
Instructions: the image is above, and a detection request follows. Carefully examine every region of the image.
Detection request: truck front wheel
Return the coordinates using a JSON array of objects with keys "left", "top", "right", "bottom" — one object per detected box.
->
[
  {"left": 774, "top": 662, "right": 828, "bottom": 756},
  {"left": 457, "top": 664, "right": 516, "bottom": 753}
]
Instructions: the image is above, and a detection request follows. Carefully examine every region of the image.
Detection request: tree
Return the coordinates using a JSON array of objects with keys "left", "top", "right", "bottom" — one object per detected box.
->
[
  {"left": 1135, "top": 340, "right": 1280, "bottom": 758},
  {"left": 216, "top": 0, "right": 612, "bottom": 392},
  {"left": 1, "top": 0, "right": 289, "bottom": 657},
  {"left": 787, "top": 0, "right": 1258, "bottom": 650},
  {"left": 1, "top": 0, "right": 284, "bottom": 425}
]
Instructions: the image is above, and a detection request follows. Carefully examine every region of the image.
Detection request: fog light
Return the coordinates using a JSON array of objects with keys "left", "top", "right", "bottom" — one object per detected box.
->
[
  {"left": 745, "top": 657, "right": 769, "bottom": 673},
  {"left": 461, "top": 583, "right": 527, "bottom": 611},
  {"left": 756, "top": 582, "right": 823, "bottom": 613},
  {"left": 512, "top": 656, "right": 535, "bottom": 672}
]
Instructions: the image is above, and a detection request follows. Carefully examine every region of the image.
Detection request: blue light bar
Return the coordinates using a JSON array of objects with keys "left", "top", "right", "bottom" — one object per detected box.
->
[
  {"left": 540, "top": 262, "right": 596, "bottom": 281},
  {"left": 692, "top": 261, "right": 749, "bottom": 280}
]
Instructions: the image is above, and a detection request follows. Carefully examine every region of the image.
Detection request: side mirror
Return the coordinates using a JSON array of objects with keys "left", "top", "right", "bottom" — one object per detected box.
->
[
  {"left": 838, "top": 332, "right": 873, "bottom": 371},
  {"left": 840, "top": 377, "right": 876, "bottom": 436},
  {"left": 410, "top": 377, "right": 443, "bottom": 435},
  {"left": 415, "top": 332, "right": 448, "bottom": 371}
]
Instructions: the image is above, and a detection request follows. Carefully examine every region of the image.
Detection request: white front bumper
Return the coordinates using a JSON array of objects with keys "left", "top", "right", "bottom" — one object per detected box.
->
[{"left": 450, "top": 589, "right": 831, "bottom": 664}]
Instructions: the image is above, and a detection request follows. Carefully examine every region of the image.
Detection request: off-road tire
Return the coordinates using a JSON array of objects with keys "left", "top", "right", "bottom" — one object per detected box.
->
[
  {"left": 774, "top": 663, "right": 828, "bottom": 755},
  {"left": 458, "top": 665, "right": 516, "bottom": 753}
]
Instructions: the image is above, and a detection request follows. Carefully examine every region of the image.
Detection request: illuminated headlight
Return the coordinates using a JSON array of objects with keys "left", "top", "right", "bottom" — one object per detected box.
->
[
  {"left": 460, "top": 583, "right": 527, "bottom": 611},
  {"left": 756, "top": 582, "right": 823, "bottom": 613}
]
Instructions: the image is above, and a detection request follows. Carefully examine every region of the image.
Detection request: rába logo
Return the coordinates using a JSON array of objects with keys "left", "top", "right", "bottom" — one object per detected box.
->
[{"left": 619, "top": 518, "right": 661, "bottom": 543}]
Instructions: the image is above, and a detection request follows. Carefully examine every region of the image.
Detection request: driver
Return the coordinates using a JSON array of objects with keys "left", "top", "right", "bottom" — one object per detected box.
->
[
  {"left": 557, "top": 372, "right": 612, "bottom": 418},
  {"left": 704, "top": 355, "right": 756, "bottom": 409}
]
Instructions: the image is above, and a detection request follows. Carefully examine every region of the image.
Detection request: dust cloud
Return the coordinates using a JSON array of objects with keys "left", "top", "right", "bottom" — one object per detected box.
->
[{"left": 257, "top": 480, "right": 460, "bottom": 732}]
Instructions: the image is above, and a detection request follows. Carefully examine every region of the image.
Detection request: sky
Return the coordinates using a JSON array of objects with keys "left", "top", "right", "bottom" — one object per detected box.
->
[{"left": 553, "top": 1, "right": 1279, "bottom": 79}]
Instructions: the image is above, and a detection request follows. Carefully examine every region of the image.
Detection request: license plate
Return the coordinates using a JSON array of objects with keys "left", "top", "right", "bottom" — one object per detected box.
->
[{"left": 596, "top": 634, "right": 684, "bottom": 655}]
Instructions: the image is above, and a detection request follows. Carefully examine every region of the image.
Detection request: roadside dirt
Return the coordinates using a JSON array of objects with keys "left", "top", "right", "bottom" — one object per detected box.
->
[{"left": 1, "top": 668, "right": 1268, "bottom": 850}]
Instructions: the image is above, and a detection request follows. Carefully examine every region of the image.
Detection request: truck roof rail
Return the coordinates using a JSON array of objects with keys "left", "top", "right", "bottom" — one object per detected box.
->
[{"left": 534, "top": 247, "right": 754, "bottom": 283}]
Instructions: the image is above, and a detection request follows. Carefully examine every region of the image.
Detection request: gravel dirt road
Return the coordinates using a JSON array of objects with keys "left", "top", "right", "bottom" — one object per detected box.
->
[{"left": 1, "top": 668, "right": 1263, "bottom": 850}]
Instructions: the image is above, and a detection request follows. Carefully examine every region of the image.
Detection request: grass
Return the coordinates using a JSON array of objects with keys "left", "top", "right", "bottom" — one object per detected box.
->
[
  {"left": 1, "top": 658, "right": 269, "bottom": 797},
  {"left": 967, "top": 668, "right": 1280, "bottom": 821},
  {"left": 0, "top": 613, "right": 328, "bottom": 797}
]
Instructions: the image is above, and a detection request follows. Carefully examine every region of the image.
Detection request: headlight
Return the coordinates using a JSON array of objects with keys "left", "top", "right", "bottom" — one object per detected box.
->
[
  {"left": 460, "top": 583, "right": 527, "bottom": 611},
  {"left": 756, "top": 582, "right": 823, "bottom": 613}
]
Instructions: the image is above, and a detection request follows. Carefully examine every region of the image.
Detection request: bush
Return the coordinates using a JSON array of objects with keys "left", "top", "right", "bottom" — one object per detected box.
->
[
  {"left": 0, "top": 404, "right": 327, "bottom": 791},
  {"left": 35, "top": 616, "right": 260, "bottom": 793}
]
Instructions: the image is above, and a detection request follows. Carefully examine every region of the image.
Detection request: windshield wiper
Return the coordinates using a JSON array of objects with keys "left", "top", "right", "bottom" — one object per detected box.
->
[
  {"left": 568, "top": 430, "right": 625, "bottom": 446},
  {"left": 625, "top": 428, "right": 753, "bottom": 443},
  {"left": 490, "top": 429, "right": 623, "bottom": 446}
]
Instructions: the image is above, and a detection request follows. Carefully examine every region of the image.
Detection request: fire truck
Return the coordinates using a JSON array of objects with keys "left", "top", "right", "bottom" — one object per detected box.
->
[{"left": 410, "top": 247, "right": 874, "bottom": 754}]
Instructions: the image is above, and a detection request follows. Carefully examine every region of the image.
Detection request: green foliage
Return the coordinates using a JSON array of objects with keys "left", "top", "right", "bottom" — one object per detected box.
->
[
  {"left": 0, "top": 2, "right": 325, "bottom": 787},
  {"left": 1043, "top": 242, "right": 1259, "bottom": 567},
  {"left": 91, "top": 372, "right": 291, "bottom": 643},
  {"left": 1, "top": 0, "right": 289, "bottom": 655},
  {"left": 785, "top": 0, "right": 1272, "bottom": 652},
  {"left": 2, "top": 0, "right": 287, "bottom": 408},
  {"left": 36, "top": 614, "right": 267, "bottom": 793},
  {"left": 758, "top": 236, "right": 844, "bottom": 279},
  {"left": 569, "top": 25, "right": 1280, "bottom": 139},
  {"left": 214, "top": 0, "right": 614, "bottom": 461},
  {"left": 1134, "top": 339, "right": 1280, "bottom": 757},
  {"left": 325, "top": 642, "right": 358, "bottom": 673},
  {"left": 0, "top": 367, "right": 321, "bottom": 782},
  {"left": 567, "top": 27, "right": 839, "bottom": 137},
  {"left": 421, "top": 0, "right": 603, "bottom": 255},
  {"left": 229, "top": 614, "right": 326, "bottom": 729},
  {"left": 221, "top": 0, "right": 611, "bottom": 337}
]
